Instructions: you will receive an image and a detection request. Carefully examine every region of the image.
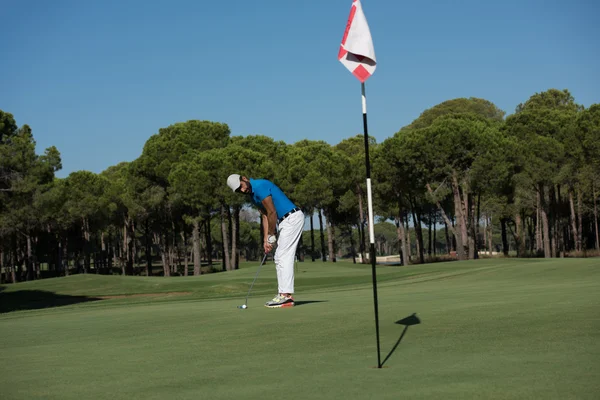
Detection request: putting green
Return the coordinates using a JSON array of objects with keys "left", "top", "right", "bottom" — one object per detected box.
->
[{"left": 1, "top": 258, "right": 599, "bottom": 399}]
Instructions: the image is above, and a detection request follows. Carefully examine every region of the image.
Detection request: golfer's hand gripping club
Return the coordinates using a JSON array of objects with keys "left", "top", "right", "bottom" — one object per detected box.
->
[{"left": 264, "top": 234, "right": 276, "bottom": 253}]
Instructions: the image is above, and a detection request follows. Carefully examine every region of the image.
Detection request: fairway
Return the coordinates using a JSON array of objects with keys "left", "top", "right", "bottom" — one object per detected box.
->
[{"left": 1, "top": 258, "right": 599, "bottom": 400}]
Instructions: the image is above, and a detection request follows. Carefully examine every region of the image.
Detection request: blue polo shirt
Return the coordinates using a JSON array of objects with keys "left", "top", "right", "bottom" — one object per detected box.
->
[{"left": 249, "top": 179, "right": 297, "bottom": 219}]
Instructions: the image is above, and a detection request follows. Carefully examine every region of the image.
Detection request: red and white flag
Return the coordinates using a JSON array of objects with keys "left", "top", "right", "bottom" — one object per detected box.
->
[{"left": 338, "top": 0, "right": 376, "bottom": 83}]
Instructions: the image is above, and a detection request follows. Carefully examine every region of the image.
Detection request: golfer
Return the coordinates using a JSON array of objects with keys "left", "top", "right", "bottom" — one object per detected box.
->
[{"left": 227, "top": 174, "right": 304, "bottom": 308}]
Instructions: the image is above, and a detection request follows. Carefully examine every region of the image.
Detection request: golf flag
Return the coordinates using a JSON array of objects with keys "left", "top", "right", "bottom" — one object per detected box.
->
[
  {"left": 338, "top": 0, "right": 376, "bottom": 82},
  {"left": 338, "top": 0, "right": 382, "bottom": 369}
]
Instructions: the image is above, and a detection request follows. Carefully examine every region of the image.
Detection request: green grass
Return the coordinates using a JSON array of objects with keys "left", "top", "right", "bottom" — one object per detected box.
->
[{"left": 1, "top": 258, "right": 599, "bottom": 399}]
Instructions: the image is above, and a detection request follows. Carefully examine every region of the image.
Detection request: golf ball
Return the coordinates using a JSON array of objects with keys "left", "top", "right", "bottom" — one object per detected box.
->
[{"left": 241, "top": 304, "right": 247, "bottom": 309}]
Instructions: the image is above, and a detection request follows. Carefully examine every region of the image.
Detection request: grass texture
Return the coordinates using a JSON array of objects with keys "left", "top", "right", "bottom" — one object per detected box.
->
[{"left": 1, "top": 258, "right": 599, "bottom": 399}]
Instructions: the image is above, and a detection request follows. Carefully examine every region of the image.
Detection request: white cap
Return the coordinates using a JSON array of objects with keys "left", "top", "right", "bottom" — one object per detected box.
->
[{"left": 227, "top": 174, "right": 241, "bottom": 192}]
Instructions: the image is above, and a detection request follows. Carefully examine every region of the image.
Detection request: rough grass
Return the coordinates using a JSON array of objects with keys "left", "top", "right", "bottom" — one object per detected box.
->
[{"left": 1, "top": 258, "right": 599, "bottom": 400}]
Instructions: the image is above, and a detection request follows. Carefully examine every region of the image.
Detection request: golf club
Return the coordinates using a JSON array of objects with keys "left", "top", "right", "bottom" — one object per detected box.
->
[{"left": 238, "top": 252, "right": 269, "bottom": 309}]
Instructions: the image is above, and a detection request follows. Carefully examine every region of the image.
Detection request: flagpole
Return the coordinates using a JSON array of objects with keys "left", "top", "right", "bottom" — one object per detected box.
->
[
  {"left": 337, "top": 0, "right": 379, "bottom": 368},
  {"left": 361, "top": 82, "right": 382, "bottom": 369}
]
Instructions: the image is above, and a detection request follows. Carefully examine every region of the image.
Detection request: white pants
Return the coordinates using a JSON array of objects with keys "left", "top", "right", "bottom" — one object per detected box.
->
[{"left": 274, "top": 210, "right": 304, "bottom": 294}]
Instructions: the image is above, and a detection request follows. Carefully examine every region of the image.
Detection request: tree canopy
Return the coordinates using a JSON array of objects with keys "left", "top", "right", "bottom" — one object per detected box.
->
[{"left": 2, "top": 88, "right": 599, "bottom": 283}]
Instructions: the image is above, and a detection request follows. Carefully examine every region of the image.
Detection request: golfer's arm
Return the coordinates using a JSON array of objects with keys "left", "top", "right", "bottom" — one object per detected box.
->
[
  {"left": 261, "top": 196, "right": 277, "bottom": 237},
  {"left": 261, "top": 213, "right": 269, "bottom": 241}
]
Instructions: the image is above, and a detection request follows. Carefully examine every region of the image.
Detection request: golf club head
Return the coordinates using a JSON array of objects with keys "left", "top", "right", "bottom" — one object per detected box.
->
[{"left": 240, "top": 253, "right": 269, "bottom": 308}]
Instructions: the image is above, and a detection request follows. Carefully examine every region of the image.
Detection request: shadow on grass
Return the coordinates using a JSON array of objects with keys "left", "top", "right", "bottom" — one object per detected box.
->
[
  {"left": 294, "top": 300, "right": 328, "bottom": 307},
  {"left": 0, "top": 290, "right": 102, "bottom": 314},
  {"left": 381, "top": 313, "right": 421, "bottom": 367}
]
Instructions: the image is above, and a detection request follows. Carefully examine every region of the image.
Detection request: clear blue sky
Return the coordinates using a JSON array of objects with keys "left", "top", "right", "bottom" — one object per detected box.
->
[{"left": 2, "top": 0, "right": 599, "bottom": 178}]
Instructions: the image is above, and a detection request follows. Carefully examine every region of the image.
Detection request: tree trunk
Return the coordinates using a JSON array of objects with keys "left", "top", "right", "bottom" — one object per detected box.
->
[
  {"left": 483, "top": 214, "right": 488, "bottom": 254},
  {"left": 433, "top": 216, "right": 437, "bottom": 256},
  {"left": 467, "top": 193, "right": 476, "bottom": 259},
  {"left": 356, "top": 218, "right": 365, "bottom": 264},
  {"left": 181, "top": 230, "right": 189, "bottom": 276},
  {"left": 46, "top": 228, "right": 57, "bottom": 277},
  {"left": 193, "top": 219, "right": 202, "bottom": 275},
  {"left": 474, "top": 193, "right": 481, "bottom": 259},
  {"left": 451, "top": 173, "right": 468, "bottom": 260},
  {"left": 57, "top": 235, "right": 63, "bottom": 277},
  {"left": 108, "top": 235, "right": 115, "bottom": 274},
  {"left": 221, "top": 204, "right": 232, "bottom": 271},
  {"left": 83, "top": 217, "right": 91, "bottom": 274},
  {"left": 551, "top": 186, "right": 559, "bottom": 257},
  {"left": 26, "top": 234, "right": 34, "bottom": 281},
  {"left": 204, "top": 217, "right": 213, "bottom": 267},
  {"left": 539, "top": 184, "right": 552, "bottom": 258},
  {"left": 594, "top": 184, "right": 600, "bottom": 250},
  {"left": 488, "top": 215, "right": 493, "bottom": 256},
  {"left": 536, "top": 192, "right": 542, "bottom": 253},
  {"left": 325, "top": 211, "right": 336, "bottom": 262},
  {"left": 406, "top": 218, "right": 412, "bottom": 261},
  {"left": 427, "top": 211, "right": 432, "bottom": 257},
  {"left": 2, "top": 251, "right": 7, "bottom": 284},
  {"left": 63, "top": 236, "right": 70, "bottom": 277},
  {"left": 15, "top": 236, "right": 24, "bottom": 281},
  {"left": 318, "top": 209, "right": 326, "bottom": 262},
  {"left": 445, "top": 219, "right": 451, "bottom": 254},
  {"left": 10, "top": 245, "right": 17, "bottom": 282},
  {"left": 130, "top": 220, "right": 136, "bottom": 275},
  {"left": 461, "top": 184, "right": 470, "bottom": 259},
  {"left": 132, "top": 220, "right": 138, "bottom": 274},
  {"left": 99, "top": 231, "right": 106, "bottom": 274},
  {"left": 8, "top": 239, "right": 17, "bottom": 283},
  {"left": 170, "top": 222, "right": 177, "bottom": 275},
  {"left": 577, "top": 188, "right": 583, "bottom": 252},
  {"left": 3, "top": 251, "right": 9, "bottom": 283},
  {"left": 349, "top": 225, "right": 357, "bottom": 264},
  {"left": 310, "top": 214, "right": 316, "bottom": 262},
  {"left": 165, "top": 231, "right": 172, "bottom": 276},
  {"left": 500, "top": 217, "right": 509, "bottom": 256},
  {"left": 122, "top": 217, "right": 128, "bottom": 275},
  {"left": 395, "top": 211, "right": 409, "bottom": 266},
  {"left": 514, "top": 213, "right": 525, "bottom": 257},
  {"left": 145, "top": 220, "right": 152, "bottom": 277},
  {"left": 356, "top": 185, "right": 367, "bottom": 264},
  {"left": 409, "top": 195, "right": 425, "bottom": 264},
  {"left": 153, "top": 232, "right": 170, "bottom": 277},
  {"left": 4, "top": 248, "right": 10, "bottom": 283},
  {"left": 161, "top": 247, "right": 170, "bottom": 277},
  {"left": 568, "top": 188, "right": 579, "bottom": 253},
  {"left": 0, "top": 246, "right": 4, "bottom": 284},
  {"left": 426, "top": 183, "right": 460, "bottom": 258},
  {"left": 34, "top": 236, "right": 41, "bottom": 279},
  {"left": 9, "top": 234, "right": 17, "bottom": 282}
]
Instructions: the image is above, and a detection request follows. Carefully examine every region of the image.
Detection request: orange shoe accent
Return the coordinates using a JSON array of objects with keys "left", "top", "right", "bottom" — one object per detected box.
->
[{"left": 265, "top": 302, "right": 294, "bottom": 308}]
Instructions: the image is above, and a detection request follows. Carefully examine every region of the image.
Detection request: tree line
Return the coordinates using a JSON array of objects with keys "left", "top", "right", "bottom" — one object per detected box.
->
[{"left": 1, "top": 88, "right": 599, "bottom": 283}]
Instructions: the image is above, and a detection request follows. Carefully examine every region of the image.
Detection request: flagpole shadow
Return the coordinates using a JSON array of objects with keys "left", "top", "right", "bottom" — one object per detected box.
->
[{"left": 381, "top": 313, "right": 421, "bottom": 367}]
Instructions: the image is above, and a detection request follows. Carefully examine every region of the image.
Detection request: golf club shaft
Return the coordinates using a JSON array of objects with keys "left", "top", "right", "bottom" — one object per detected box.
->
[{"left": 244, "top": 252, "right": 269, "bottom": 305}]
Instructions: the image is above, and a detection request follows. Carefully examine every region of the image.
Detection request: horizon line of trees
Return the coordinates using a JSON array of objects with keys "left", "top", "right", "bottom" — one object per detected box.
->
[{"left": 1, "top": 88, "right": 599, "bottom": 283}]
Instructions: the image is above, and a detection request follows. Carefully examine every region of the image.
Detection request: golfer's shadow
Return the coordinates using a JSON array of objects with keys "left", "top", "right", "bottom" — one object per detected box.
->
[
  {"left": 381, "top": 313, "right": 421, "bottom": 367},
  {"left": 294, "top": 300, "right": 328, "bottom": 307}
]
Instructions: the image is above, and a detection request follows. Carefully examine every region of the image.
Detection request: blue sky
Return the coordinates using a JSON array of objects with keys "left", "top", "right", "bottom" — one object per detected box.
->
[{"left": 2, "top": 0, "right": 599, "bottom": 178}]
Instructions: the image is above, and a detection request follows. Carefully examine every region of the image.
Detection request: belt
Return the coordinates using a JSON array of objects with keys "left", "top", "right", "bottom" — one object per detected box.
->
[{"left": 278, "top": 207, "right": 301, "bottom": 223}]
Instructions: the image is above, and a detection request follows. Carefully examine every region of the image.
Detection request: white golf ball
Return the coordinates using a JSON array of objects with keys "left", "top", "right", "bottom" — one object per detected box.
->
[{"left": 241, "top": 304, "right": 247, "bottom": 309}]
